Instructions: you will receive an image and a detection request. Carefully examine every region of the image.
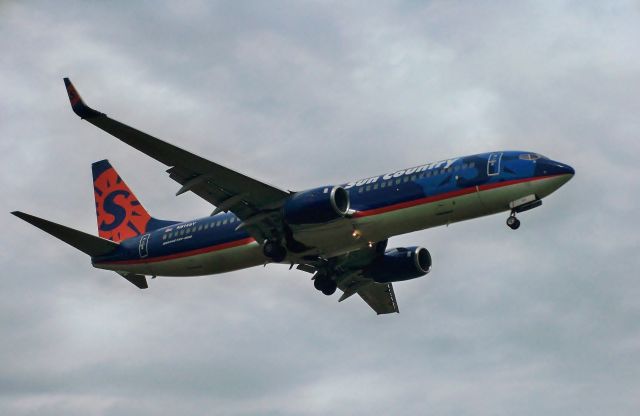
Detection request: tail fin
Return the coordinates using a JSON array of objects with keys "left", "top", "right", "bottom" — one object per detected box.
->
[{"left": 92, "top": 160, "right": 177, "bottom": 242}]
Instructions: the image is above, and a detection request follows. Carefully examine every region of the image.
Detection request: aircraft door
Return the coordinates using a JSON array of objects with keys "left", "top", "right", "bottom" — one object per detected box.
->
[
  {"left": 138, "top": 233, "right": 150, "bottom": 258},
  {"left": 487, "top": 152, "right": 503, "bottom": 176}
]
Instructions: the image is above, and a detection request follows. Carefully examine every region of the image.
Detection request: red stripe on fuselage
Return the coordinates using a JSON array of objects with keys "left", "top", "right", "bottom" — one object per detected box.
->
[
  {"left": 96, "top": 174, "right": 562, "bottom": 267},
  {"left": 352, "top": 174, "right": 561, "bottom": 218},
  {"left": 94, "top": 237, "right": 256, "bottom": 266}
]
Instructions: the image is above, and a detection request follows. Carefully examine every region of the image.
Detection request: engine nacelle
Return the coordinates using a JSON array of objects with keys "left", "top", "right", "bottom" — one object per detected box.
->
[
  {"left": 283, "top": 186, "right": 350, "bottom": 225},
  {"left": 365, "top": 246, "right": 432, "bottom": 283}
]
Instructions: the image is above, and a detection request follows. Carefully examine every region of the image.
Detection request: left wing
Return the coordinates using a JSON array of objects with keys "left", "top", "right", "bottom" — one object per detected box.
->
[{"left": 63, "top": 78, "right": 290, "bottom": 240}]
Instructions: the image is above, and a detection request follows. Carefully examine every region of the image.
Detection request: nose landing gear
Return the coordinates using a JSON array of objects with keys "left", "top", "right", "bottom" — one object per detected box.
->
[
  {"left": 506, "top": 212, "right": 521, "bottom": 230},
  {"left": 506, "top": 195, "right": 542, "bottom": 230}
]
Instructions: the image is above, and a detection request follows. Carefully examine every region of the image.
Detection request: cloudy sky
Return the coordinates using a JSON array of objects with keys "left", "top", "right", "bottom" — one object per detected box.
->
[{"left": 2, "top": 1, "right": 640, "bottom": 414}]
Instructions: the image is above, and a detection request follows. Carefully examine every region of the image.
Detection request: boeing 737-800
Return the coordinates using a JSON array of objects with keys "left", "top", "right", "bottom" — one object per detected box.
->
[{"left": 12, "top": 78, "right": 575, "bottom": 314}]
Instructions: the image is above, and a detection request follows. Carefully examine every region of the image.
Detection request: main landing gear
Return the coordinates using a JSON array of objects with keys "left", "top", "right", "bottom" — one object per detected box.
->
[
  {"left": 313, "top": 273, "right": 337, "bottom": 296},
  {"left": 263, "top": 240, "right": 287, "bottom": 263},
  {"left": 506, "top": 212, "right": 521, "bottom": 230}
]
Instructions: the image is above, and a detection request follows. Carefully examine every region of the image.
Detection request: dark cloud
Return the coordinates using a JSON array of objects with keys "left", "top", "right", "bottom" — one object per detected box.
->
[{"left": 1, "top": 1, "right": 639, "bottom": 415}]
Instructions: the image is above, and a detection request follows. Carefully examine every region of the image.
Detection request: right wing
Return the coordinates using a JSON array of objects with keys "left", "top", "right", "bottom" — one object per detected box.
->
[
  {"left": 301, "top": 241, "right": 400, "bottom": 315},
  {"left": 63, "top": 78, "right": 290, "bottom": 241},
  {"left": 356, "top": 283, "right": 399, "bottom": 314},
  {"left": 336, "top": 271, "right": 399, "bottom": 315}
]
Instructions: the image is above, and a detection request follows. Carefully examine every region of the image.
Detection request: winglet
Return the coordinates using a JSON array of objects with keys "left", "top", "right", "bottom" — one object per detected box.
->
[{"left": 63, "top": 77, "right": 106, "bottom": 119}]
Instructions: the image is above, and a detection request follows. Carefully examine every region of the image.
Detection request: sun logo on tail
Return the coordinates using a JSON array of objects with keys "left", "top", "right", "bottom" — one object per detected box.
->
[{"left": 93, "top": 166, "right": 151, "bottom": 242}]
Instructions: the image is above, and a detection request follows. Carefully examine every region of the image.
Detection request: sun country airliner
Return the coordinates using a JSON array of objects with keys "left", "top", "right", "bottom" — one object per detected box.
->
[{"left": 12, "top": 78, "right": 575, "bottom": 314}]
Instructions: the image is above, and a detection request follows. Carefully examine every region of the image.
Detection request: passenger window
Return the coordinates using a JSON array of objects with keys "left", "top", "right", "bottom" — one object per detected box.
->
[
  {"left": 462, "top": 163, "right": 468, "bottom": 169},
  {"left": 204, "top": 223, "right": 209, "bottom": 230},
  {"left": 223, "top": 219, "right": 228, "bottom": 225},
  {"left": 162, "top": 234, "right": 167, "bottom": 240},
  {"left": 381, "top": 182, "right": 386, "bottom": 188},
  {"left": 395, "top": 178, "right": 401, "bottom": 185},
  {"left": 403, "top": 177, "right": 409, "bottom": 183},
  {"left": 411, "top": 175, "right": 416, "bottom": 181},
  {"left": 469, "top": 162, "right": 475, "bottom": 168},
  {"left": 229, "top": 217, "right": 235, "bottom": 223},
  {"left": 191, "top": 227, "right": 196, "bottom": 233},
  {"left": 358, "top": 187, "right": 363, "bottom": 193},
  {"left": 179, "top": 229, "right": 184, "bottom": 236},
  {"left": 198, "top": 225, "right": 203, "bottom": 231},
  {"left": 365, "top": 185, "right": 371, "bottom": 192},
  {"left": 216, "top": 221, "right": 221, "bottom": 227}
]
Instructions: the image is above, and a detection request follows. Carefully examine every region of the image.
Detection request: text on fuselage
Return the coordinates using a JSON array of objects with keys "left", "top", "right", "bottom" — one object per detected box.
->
[{"left": 343, "top": 158, "right": 459, "bottom": 189}]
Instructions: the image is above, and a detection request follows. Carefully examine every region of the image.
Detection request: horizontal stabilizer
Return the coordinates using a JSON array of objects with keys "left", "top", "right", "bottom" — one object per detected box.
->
[
  {"left": 116, "top": 272, "right": 148, "bottom": 289},
  {"left": 11, "top": 211, "right": 119, "bottom": 257}
]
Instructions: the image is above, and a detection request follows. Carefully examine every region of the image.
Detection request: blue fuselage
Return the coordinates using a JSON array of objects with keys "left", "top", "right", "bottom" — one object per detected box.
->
[{"left": 92, "top": 151, "right": 574, "bottom": 276}]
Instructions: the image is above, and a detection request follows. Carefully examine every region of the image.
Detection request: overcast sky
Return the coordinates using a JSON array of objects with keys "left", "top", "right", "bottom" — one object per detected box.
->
[{"left": 2, "top": 1, "right": 640, "bottom": 415}]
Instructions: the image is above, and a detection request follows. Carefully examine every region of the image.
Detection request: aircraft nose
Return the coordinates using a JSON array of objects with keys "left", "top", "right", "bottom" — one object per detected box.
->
[
  {"left": 558, "top": 162, "right": 575, "bottom": 176},
  {"left": 540, "top": 160, "right": 575, "bottom": 177}
]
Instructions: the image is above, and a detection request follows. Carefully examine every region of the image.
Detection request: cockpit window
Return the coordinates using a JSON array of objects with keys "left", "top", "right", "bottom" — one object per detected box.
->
[{"left": 519, "top": 153, "right": 548, "bottom": 161}]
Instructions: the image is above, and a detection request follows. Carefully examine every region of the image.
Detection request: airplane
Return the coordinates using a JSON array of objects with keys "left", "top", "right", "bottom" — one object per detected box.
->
[{"left": 12, "top": 78, "right": 575, "bottom": 315}]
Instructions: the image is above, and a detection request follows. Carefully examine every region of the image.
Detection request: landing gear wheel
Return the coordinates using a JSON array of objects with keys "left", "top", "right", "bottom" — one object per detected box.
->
[
  {"left": 313, "top": 275, "right": 337, "bottom": 296},
  {"left": 506, "top": 215, "right": 521, "bottom": 230},
  {"left": 321, "top": 281, "right": 337, "bottom": 296},
  {"left": 263, "top": 241, "right": 287, "bottom": 262}
]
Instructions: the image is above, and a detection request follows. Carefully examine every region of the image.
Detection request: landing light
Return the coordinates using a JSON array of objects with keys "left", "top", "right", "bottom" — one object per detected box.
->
[{"left": 352, "top": 230, "right": 362, "bottom": 239}]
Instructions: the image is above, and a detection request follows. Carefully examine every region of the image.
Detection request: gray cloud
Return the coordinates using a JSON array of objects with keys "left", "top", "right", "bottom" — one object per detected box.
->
[{"left": 1, "top": 0, "right": 639, "bottom": 415}]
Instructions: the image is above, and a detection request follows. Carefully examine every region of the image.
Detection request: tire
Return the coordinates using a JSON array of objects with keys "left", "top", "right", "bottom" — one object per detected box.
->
[
  {"left": 314, "top": 275, "right": 336, "bottom": 295},
  {"left": 507, "top": 216, "right": 520, "bottom": 230},
  {"left": 263, "top": 241, "right": 287, "bottom": 262},
  {"left": 322, "top": 282, "right": 337, "bottom": 296}
]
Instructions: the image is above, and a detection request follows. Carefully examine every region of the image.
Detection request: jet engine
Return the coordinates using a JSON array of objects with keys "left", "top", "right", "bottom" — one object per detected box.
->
[
  {"left": 283, "top": 186, "right": 350, "bottom": 225},
  {"left": 365, "top": 246, "right": 432, "bottom": 283}
]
